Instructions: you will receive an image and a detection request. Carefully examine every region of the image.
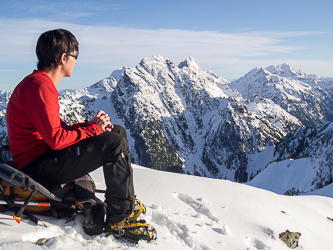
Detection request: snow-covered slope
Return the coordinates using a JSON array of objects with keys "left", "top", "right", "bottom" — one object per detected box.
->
[
  {"left": 0, "top": 165, "right": 333, "bottom": 249},
  {"left": 248, "top": 123, "right": 333, "bottom": 195}
]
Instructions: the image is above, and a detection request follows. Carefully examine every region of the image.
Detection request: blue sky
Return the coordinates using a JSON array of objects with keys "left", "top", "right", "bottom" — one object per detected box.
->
[{"left": 0, "top": 0, "right": 332, "bottom": 90}]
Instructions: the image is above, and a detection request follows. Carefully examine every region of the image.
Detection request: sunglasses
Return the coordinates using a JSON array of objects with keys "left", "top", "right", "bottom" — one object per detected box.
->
[{"left": 67, "top": 52, "right": 79, "bottom": 60}]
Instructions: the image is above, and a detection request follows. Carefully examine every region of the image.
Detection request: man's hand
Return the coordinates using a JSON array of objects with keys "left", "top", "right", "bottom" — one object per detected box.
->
[{"left": 88, "top": 110, "right": 113, "bottom": 132}]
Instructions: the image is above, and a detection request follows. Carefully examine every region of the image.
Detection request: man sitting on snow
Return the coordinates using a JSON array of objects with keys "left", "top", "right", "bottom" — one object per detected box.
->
[{"left": 6, "top": 28, "right": 155, "bottom": 242}]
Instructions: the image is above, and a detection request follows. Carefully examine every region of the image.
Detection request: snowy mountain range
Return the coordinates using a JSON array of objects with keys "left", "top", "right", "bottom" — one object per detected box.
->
[{"left": 1, "top": 56, "right": 333, "bottom": 195}]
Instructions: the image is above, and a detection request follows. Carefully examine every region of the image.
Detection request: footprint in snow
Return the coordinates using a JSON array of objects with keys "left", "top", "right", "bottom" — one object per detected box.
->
[
  {"left": 245, "top": 237, "right": 271, "bottom": 250},
  {"left": 150, "top": 210, "right": 205, "bottom": 249},
  {"left": 175, "top": 193, "right": 219, "bottom": 222},
  {"left": 212, "top": 224, "right": 232, "bottom": 236}
]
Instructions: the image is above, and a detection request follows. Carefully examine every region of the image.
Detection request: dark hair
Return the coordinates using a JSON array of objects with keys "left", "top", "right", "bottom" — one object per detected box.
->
[{"left": 36, "top": 29, "right": 79, "bottom": 70}]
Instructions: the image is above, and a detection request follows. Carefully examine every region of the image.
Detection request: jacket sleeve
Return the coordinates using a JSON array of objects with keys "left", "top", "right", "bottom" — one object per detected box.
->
[
  {"left": 22, "top": 81, "right": 103, "bottom": 150},
  {"left": 70, "top": 122, "right": 89, "bottom": 130}
]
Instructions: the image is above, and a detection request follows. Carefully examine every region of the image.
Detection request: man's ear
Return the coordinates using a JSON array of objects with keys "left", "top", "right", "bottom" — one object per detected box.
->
[{"left": 59, "top": 53, "right": 67, "bottom": 65}]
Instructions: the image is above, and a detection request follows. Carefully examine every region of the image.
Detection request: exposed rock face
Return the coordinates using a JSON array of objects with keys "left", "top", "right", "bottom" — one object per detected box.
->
[{"left": 279, "top": 230, "right": 301, "bottom": 249}]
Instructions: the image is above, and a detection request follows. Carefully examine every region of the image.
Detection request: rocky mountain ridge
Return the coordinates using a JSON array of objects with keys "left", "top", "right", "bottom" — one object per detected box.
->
[
  {"left": 1, "top": 56, "right": 333, "bottom": 194},
  {"left": 229, "top": 63, "right": 333, "bottom": 127}
]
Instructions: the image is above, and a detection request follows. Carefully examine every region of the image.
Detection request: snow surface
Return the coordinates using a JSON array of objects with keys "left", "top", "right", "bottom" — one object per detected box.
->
[
  {"left": 1, "top": 164, "right": 333, "bottom": 249},
  {"left": 248, "top": 158, "right": 316, "bottom": 195}
]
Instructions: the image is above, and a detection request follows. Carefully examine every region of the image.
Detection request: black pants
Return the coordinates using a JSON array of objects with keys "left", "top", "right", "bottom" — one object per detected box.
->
[{"left": 21, "top": 125, "right": 135, "bottom": 222}]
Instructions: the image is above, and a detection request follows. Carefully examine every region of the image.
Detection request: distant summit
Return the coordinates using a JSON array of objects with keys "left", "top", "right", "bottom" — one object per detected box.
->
[{"left": 229, "top": 63, "right": 333, "bottom": 127}]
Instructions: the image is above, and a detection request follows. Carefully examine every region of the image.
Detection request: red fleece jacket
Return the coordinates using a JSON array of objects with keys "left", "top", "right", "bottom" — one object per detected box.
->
[{"left": 6, "top": 70, "right": 103, "bottom": 169}]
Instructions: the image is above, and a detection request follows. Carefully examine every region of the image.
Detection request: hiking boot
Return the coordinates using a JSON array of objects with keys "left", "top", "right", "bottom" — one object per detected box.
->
[
  {"left": 106, "top": 219, "right": 157, "bottom": 243},
  {"left": 105, "top": 198, "right": 146, "bottom": 226}
]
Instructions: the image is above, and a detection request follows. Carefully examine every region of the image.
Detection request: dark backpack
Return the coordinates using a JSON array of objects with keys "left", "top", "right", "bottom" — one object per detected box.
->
[{"left": 0, "top": 145, "right": 105, "bottom": 235}]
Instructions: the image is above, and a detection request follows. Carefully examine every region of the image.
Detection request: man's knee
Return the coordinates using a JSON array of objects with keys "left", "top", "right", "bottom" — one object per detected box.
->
[
  {"left": 100, "top": 132, "right": 130, "bottom": 167},
  {"left": 111, "top": 125, "right": 127, "bottom": 139},
  {"left": 96, "top": 131, "right": 127, "bottom": 152}
]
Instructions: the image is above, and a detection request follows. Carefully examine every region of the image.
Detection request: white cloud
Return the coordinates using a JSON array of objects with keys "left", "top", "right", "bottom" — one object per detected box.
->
[
  {"left": 0, "top": 18, "right": 332, "bottom": 83},
  {"left": 0, "top": 19, "right": 310, "bottom": 61}
]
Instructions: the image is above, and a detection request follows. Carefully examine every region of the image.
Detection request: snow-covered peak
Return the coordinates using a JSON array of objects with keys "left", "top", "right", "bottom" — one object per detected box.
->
[
  {"left": 0, "top": 90, "right": 12, "bottom": 104},
  {"left": 265, "top": 63, "right": 322, "bottom": 85},
  {"left": 228, "top": 64, "right": 333, "bottom": 126},
  {"left": 266, "top": 63, "right": 299, "bottom": 77},
  {"left": 139, "top": 56, "right": 177, "bottom": 78},
  {"left": 178, "top": 56, "right": 201, "bottom": 70},
  {"left": 140, "top": 55, "right": 171, "bottom": 67},
  {"left": 111, "top": 66, "right": 127, "bottom": 82},
  {"left": 230, "top": 64, "right": 317, "bottom": 101}
]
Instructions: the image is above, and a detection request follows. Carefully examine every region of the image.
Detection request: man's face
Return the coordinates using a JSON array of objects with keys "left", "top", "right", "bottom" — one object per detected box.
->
[{"left": 63, "top": 51, "right": 78, "bottom": 77}]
